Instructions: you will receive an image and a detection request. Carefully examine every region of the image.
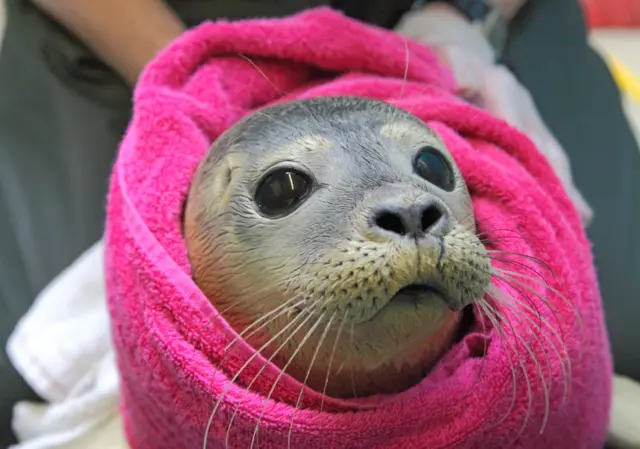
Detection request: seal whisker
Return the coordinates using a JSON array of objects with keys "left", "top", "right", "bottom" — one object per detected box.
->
[
  {"left": 488, "top": 256, "right": 554, "bottom": 287},
  {"left": 480, "top": 297, "right": 535, "bottom": 437},
  {"left": 488, "top": 285, "right": 552, "bottom": 434},
  {"left": 349, "top": 319, "right": 358, "bottom": 398},
  {"left": 450, "top": 247, "right": 569, "bottom": 427},
  {"left": 287, "top": 311, "right": 337, "bottom": 449},
  {"left": 320, "top": 308, "right": 350, "bottom": 414},
  {"left": 439, "top": 247, "right": 547, "bottom": 326},
  {"left": 492, "top": 268, "right": 583, "bottom": 350},
  {"left": 203, "top": 301, "right": 319, "bottom": 449},
  {"left": 490, "top": 269, "right": 570, "bottom": 355},
  {"left": 249, "top": 310, "right": 330, "bottom": 449},
  {"left": 477, "top": 227, "right": 528, "bottom": 240},
  {"left": 201, "top": 290, "right": 301, "bottom": 363},
  {"left": 213, "top": 264, "right": 326, "bottom": 302},
  {"left": 479, "top": 236, "right": 528, "bottom": 247},
  {"left": 398, "top": 35, "right": 410, "bottom": 100},
  {"left": 487, "top": 251, "right": 554, "bottom": 274},
  {"left": 221, "top": 295, "right": 306, "bottom": 355},
  {"left": 491, "top": 270, "right": 575, "bottom": 403},
  {"left": 474, "top": 299, "right": 520, "bottom": 429},
  {"left": 221, "top": 302, "right": 324, "bottom": 448},
  {"left": 404, "top": 81, "right": 439, "bottom": 115},
  {"left": 461, "top": 296, "right": 491, "bottom": 401},
  {"left": 237, "top": 53, "right": 325, "bottom": 130},
  {"left": 459, "top": 213, "right": 528, "bottom": 241},
  {"left": 491, "top": 269, "right": 547, "bottom": 333},
  {"left": 462, "top": 251, "right": 566, "bottom": 342},
  {"left": 490, "top": 282, "right": 571, "bottom": 410},
  {"left": 488, "top": 291, "right": 549, "bottom": 437},
  {"left": 237, "top": 54, "right": 286, "bottom": 96},
  {"left": 187, "top": 289, "right": 305, "bottom": 403},
  {"left": 200, "top": 269, "right": 320, "bottom": 339}
]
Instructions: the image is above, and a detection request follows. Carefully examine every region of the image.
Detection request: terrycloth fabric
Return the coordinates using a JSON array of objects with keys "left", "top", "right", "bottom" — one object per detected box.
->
[
  {"left": 105, "top": 7, "right": 612, "bottom": 449},
  {"left": 7, "top": 241, "right": 128, "bottom": 449}
]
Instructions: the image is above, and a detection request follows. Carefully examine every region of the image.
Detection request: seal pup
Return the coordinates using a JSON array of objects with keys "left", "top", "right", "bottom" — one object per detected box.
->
[{"left": 184, "top": 96, "right": 492, "bottom": 398}]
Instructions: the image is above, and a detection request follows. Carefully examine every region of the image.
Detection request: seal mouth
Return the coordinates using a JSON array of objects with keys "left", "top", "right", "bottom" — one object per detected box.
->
[
  {"left": 358, "top": 283, "right": 448, "bottom": 325},
  {"left": 390, "top": 284, "right": 443, "bottom": 304}
]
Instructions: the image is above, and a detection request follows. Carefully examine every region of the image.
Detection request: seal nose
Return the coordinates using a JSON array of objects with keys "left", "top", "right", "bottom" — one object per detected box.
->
[{"left": 371, "top": 199, "right": 450, "bottom": 239}]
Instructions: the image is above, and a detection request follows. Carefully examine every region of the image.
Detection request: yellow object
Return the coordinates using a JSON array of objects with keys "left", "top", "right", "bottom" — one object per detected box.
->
[{"left": 607, "top": 54, "right": 640, "bottom": 105}]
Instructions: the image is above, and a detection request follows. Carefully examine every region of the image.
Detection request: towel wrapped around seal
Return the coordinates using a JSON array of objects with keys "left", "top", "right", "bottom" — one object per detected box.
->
[{"left": 104, "top": 7, "right": 612, "bottom": 449}]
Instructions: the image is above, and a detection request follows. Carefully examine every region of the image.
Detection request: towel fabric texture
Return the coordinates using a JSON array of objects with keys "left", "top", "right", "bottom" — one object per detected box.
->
[
  {"left": 6, "top": 241, "right": 129, "bottom": 449},
  {"left": 104, "top": 7, "right": 612, "bottom": 449}
]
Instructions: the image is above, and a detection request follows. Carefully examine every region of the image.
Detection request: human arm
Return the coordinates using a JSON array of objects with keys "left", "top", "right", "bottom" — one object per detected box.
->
[{"left": 30, "top": 0, "right": 186, "bottom": 86}]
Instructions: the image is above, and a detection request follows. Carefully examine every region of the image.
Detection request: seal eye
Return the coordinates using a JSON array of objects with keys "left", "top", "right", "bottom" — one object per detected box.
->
[
  {"left": 413, "top": 147, "right": 455, "bottom": 191},
  {"left": 255, "top": 169, "right": 312, "bottom": 217}
]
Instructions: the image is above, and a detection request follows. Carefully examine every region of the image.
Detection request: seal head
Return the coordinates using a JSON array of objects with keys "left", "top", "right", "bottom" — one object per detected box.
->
[{"left": 184, "top": 96, "right": 491, "bottom": 398}]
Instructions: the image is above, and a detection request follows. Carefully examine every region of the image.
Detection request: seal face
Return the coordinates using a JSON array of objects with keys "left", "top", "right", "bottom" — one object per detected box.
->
[{"left": 184, "top": 96, "right": 491, "bottom": 398}]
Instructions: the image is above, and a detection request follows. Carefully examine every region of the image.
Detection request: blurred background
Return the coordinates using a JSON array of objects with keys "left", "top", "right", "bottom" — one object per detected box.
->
[
  {"left": 2, "top": 0, "right": 637, "bottom": 142},
  {"left": 588, "top": 29, "right": 640, "bottom": 143}
]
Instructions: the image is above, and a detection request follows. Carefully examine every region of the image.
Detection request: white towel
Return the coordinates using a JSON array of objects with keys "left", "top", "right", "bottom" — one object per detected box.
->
[{"left": 6, "top": 240, "right": 130, "bottom": 449}]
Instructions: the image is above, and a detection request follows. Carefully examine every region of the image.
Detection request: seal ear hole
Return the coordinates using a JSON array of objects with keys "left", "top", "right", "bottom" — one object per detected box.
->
[{"left": 221, "top": 164, "right": 233, "bottom": 187}]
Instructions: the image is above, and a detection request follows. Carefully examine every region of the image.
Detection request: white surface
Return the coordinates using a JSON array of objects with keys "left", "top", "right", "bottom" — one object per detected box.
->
[
  {"left": 590, "top": 29, "right": 640, "bottom": 145},
  {"left": 591, "top": 29, "right": 640, "bottom": 75},
  {"left": 6, "top": 241, "right": 129, "bottom": 449}
]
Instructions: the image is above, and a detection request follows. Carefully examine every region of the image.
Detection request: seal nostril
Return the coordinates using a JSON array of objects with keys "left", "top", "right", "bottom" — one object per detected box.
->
[
  {"left": 375, "top": 212, "right": 407, "bottom": 236},
  {"left": 421, "top": 205, "right": 443, "bottom": 232}
]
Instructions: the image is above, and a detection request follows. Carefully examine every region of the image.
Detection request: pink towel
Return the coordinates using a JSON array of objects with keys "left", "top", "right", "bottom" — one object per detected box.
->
[{"left": 104, "top": 7, "right": 612, "bottom": 449}]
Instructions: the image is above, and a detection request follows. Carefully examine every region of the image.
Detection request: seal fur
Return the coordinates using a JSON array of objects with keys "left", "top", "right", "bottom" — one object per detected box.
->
[{"left": 184, "top": 96, "right": 491, "bottom": 398}]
